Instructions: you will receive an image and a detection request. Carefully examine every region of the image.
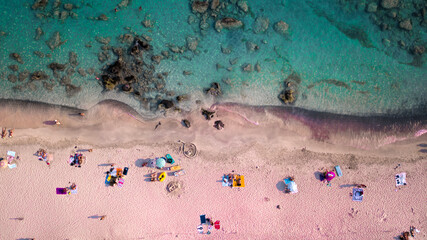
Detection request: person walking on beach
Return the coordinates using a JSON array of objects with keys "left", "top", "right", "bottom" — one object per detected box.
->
[
  {"left": 54, "top": 120, "right": 61, "bottom": 125},
  {"left": 1, "top": 127, "right": 6, "bottom": 139},
  {"left": 9, "top": 129, "right": 14, "bottom": 138}
]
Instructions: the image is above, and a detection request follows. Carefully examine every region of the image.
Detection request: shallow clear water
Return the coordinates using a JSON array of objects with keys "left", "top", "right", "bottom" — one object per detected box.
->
[{"left": 0, "top": 0, "right": 426, "bottom": 118}]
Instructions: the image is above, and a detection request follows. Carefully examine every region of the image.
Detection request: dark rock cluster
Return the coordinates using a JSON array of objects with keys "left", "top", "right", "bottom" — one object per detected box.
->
[
  {"left": 31, "top": 0, "right": 79, "bottom": 21},
  {"left": 278, "top": 72, "right": 301, "bottom": 105},
  {"left": 339, "top": 0, "right": 427, "bottom": 66}
]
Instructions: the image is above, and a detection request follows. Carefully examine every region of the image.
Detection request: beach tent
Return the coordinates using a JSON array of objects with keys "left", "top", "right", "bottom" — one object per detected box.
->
[
  {"left": 156, "top": 157, "right": 166, "bottom": 169},
  {"left": 352, "top": 188, "right": 363, "bottom": 202}
]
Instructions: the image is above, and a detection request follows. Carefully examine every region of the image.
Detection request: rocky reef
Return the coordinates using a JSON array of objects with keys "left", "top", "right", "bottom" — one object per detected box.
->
[{"left": 278, "top": 72, "right": 301, "bottom": 105}]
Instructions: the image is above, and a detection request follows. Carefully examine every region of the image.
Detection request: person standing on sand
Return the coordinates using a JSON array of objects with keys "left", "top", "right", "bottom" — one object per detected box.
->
[
  {"left": 54, "top": 120, "right": 61, "bottom": 125},
  {"left": 9, "top": 129, "right": 14, "bottom": 138},
  {"left": 1, "top": 127, "right": 6, "bottom": 139},
  {"left": 100, "top": 215, "right": 106, "bottom": 220}
]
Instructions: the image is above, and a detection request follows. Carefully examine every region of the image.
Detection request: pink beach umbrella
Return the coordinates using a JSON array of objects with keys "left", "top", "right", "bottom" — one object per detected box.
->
[{"left": 325, "top": 171, "right": 335, "bottom": 182}]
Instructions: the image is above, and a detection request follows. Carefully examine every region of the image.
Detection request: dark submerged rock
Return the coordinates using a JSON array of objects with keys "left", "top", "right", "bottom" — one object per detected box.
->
[
  {"left": 205, "top": 82, "right": 221, "bottom": 96},
  {"left": 30, "top": 71, "right": 49, "bottom": 81},
  {"left": 8, "top": 65, "right": 19, "bottom": 72},
  {"left": 214, "top": 120, "right": 224, "bottom": 130},
  {"left": 182, "top": 119, "right": 191, "bottom": 128},
  {"left": 201, "top": 109, "right": 215, "bottom": 120},
  {"left": 10, "top": 53, "right": 23, "bottom": 64},
  {"left": 46, "top": 32, "right": 67, "bottom": 50},
  {"left": 192, "top": 1, "right": 209, "bottom": 13},
  {"left": 159, "top": 99, "right": 174, "bottom": 109},
  {"left": 48, "top": 63, "right": 67, "bottom": 71}
]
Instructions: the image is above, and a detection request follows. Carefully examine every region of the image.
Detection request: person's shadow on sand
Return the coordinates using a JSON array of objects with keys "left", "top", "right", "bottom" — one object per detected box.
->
[
  {"left": 43, "top": 120, "right": 57, "bottom": 125},
  {"left": 417, "top": 143, "right": 427, "bottom": 153},
  {"left": 88, "top": 215, "right": 103, "bottom": 219}
]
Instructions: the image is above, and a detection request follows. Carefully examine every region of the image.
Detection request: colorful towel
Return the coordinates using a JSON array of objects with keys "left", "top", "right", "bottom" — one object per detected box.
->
[
  {"left": 200, "top": 215, "right": 206, "bottom": 224},
  {"left": 395, "top": 172, "right": 407, "bottom": 186},
  {"left": 8, "top": 163, "right": 17, "bottom": 169},
  {"left": 117, "top": 178, "right": 124, "bottom": 188},
  {"left": 352, "top": 188, "right": 363, "bottom": 202},
  {"left": 335, "top": 165, "right": 343, "bottom": 177},
  {"left": 56, "top": 188, "right": 67, "bottom": 195}
]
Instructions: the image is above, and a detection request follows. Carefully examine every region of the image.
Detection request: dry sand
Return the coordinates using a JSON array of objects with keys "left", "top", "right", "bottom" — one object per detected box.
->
[{"left": 0, "top": 101, "right": 426, "bottom": 239}]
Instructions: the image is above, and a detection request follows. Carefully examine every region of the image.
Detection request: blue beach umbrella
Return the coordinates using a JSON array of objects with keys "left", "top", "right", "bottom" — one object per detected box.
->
[{"left": 156, "top": 157, "right": 166, "bottom": 169}]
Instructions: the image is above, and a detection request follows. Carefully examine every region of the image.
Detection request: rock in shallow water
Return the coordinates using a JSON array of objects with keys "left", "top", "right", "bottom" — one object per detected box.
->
[
  {"left": 253, "top": 16, "right": 269, "bottom": 34},
  {"left": 46, "top": 32, "right": 67, "bottom": 50},
  {"left": 10, "top": 53, "right": 23, "bottom": 64},
  {"left": 8, "top": 65, "right": 19, "bottom": 72},
  {"left": 34, "top": 27, "right": 44, "bottom": 40},
  {"left": 274, "top": 21, "right": 289, "bottom": 35},
  {"left": 381, "top": 0, "right": 399, "bottom": 9},
  {"left": 215, "top": 18, "right": 243, "bottom": 32},
  {"left": 192, "top": 1, "right": 209, "bottom": 13},
  {"left": 399, "top": 19, "right": 412, "bottom": 31}
]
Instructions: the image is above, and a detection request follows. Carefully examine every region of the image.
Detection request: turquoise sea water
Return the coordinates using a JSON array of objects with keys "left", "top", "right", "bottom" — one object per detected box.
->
[{"left": 0, "top": 0, "right": 426, "bottom": 118}]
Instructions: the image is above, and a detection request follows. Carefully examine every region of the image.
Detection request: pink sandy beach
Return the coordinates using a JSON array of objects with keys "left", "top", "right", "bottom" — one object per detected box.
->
[{"left": 0, "top": 102, "right": 426, "bottom": 240}]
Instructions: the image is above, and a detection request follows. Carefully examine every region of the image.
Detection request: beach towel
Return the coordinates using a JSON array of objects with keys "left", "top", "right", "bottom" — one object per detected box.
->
[
  {"left": 214, "top": 220, "right": 220, "bottom": 230},
  {"left": 7, "top": 155, "right": 14, "bottom": 164},
  {"left": 105, "top": 174, "right": 110, "bottom": 184},
  {"left": 8, "top": 163, "right": 17, "bottom": 169},
  {"left": 352, "top": 188, "right": 363, "bottom": 202},
  {"left": 69, "top": 189, "right": 77, "bottom": 194},
  {"left": 56, "top": 188, "right": 67, "bottom": 195},
  {"left": 335, "top": 165, "right": 343, "bottom": 177},
  {"left": 395, "top": 172, "right": 407, "bottom": 187},
  {"left": 222, "top": 176, "right": 231, "bottom": 187},
  {"left": 200, "top": 215, "right": 206, "bottom": 224},
  {"left": 117, "top": 178, "right": 124, "bottom": 188},
  {"left": 7, "top": 151, "right": 16, "bottom": 157}
]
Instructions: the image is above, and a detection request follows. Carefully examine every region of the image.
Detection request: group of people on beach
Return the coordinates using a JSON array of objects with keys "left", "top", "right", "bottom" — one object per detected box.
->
[{"left": 1, "top": 127, "right": 13, "bottom": 138}]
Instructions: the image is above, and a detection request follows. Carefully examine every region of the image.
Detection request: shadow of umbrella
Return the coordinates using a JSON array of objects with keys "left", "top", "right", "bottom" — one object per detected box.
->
[
  {"left": 276, "top": 181, "right": 286, "bottom": 192},
  {"left": 314, "top": 171, "right": 324, "bottom": 181},
  {"left": 135, "top": 158, "right": 152, "bottom": 168}
]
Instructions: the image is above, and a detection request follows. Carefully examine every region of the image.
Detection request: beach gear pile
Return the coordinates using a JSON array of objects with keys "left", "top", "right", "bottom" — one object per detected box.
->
[
  {"left": 1, "top": 150, "right": 17, "bottom": 169},
  {"left": 147, "top": 154, "right": 185, "bottom": 182},
  {"left": 222, "top": 173, "right": 245, "bottom": 188},
  {"left": 37, "top": 149, "right": 50, "bottom": 165},
  {"left": 197, "top": 215, "right": 220, "bottom": 234},
  {"left": 69, "top": 153, "right": 85, "bottom": 168},
  {"left": 56, "top": 183, "right": 77, "bottom": 195},
  {"left": 105, "top": 166, "right": 129, "bottom": 187}
]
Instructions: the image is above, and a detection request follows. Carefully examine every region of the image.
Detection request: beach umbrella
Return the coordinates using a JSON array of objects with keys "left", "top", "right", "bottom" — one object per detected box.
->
[
  {"left": 0, "top": 160, "right": 7, "bottom": 168},
  {"left": 156, "top": 157, "right": 166, "bottom": 169}
]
